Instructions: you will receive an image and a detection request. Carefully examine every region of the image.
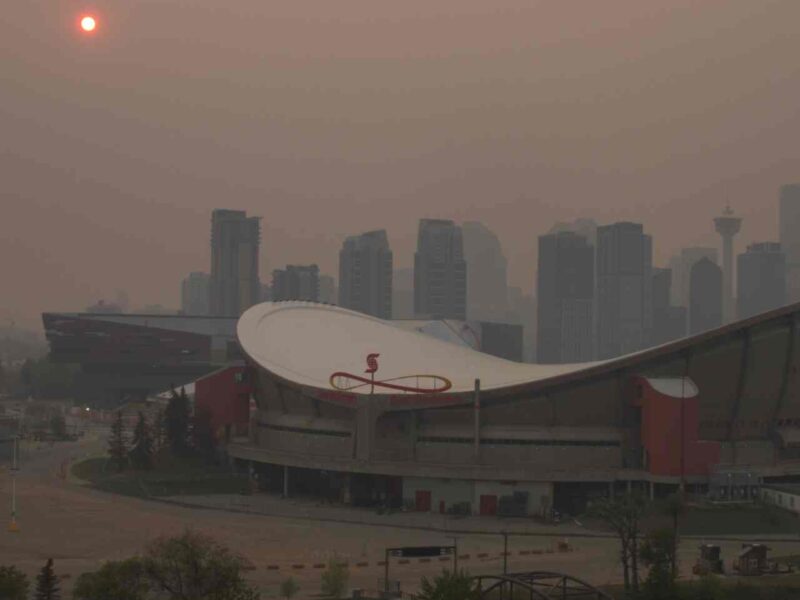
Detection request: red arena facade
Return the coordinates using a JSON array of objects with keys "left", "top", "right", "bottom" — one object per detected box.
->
[{"left": 225, "top": 300, "right": 800, "bottom": 516}]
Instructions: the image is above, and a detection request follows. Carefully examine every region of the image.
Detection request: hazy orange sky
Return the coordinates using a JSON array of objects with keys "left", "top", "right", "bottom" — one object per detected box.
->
[{"left": 2, "top": 0, "right": 799, "bottom": 328}]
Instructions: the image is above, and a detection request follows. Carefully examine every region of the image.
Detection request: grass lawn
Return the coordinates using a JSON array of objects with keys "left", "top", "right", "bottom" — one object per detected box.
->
[
  {"left": 680, "top": 503, "right": 800, "bottom": 537},
  {"left": 582, "top": 499, "right": 800, "bottom": 537},
  {"left": 71, "top": 452, "right": 250, "bottom": 498}
]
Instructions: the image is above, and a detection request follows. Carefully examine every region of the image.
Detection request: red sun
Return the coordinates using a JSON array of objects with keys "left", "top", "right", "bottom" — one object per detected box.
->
[{"left": 80, "top": 15, "right": 97, "bottom": 33}]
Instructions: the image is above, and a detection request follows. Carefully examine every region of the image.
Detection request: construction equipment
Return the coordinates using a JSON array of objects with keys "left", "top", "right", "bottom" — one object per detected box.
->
[
  {"left": 693, "top": 544, "right": 724, "bottom": 575},
  {"left": 731, "top": 543, "right": 793, "bottom": 576}
]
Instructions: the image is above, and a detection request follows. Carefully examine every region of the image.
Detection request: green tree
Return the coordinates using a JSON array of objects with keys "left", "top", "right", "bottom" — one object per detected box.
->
[
  {"left": 590, "top": 492, "right": 646, "bottom": 595},
  {"left": 164, "top": 387, "right": 190, "bottom": 455},
  {"left": 279, "top": 577, "right": 299, "bottom": 599},
  {"left": 639, "top": 528, "right": 677, "bottom": 600},
  {"left": 34, "top": 558, "right": 60, "bottom": 600},
  {"left": 142, "top": 530, "right": 259, "bottom": 600},
  {"left": 417, "top": 570, "right": 479, "bottom": 600},
  {"left": 0, "top": 565, "right": 30, "bottom": 600},
  {"left": 50, "top": 413, "right": 67, "bottom": 439},
  {"left": 108, "top": 410, "right": 128, "bottom": 472},
  {"left": 72, "top": 558, "right": 149, "bottom": 600},
  {"left": 320, "top": 559, "right": 349, "bottom": 598},
  {"left": 129, "top": 412, "right": 154, "bottom": 470}
]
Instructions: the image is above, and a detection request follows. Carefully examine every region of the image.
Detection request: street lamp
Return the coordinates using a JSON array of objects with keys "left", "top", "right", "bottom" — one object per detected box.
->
[
  {"left": 8, "top": 435, "right": 19, "bottom": 532},
  {"left": 502, "top": 531, "right": 509, "bottom": 574}
]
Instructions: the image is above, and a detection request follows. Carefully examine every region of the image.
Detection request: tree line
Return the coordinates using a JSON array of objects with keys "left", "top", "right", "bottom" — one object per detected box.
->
[
  {"left": 107, "top": 386, "right": 216, "bottom": 471},
  {"left": 0, "top": 531, "right": 258, "bottom": 600},
  {"left": 0, "top": 531, "right": 356, "bottom": 600}
]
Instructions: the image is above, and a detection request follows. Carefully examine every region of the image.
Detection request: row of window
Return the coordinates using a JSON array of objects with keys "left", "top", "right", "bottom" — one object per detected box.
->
[
  {"left": 764, "top": 491, "right": 797, "bottom": 509},
  {"left": 699, "top": 418, "right": 800, "bottom": 429},
  {"left": 417, "top": 436, "right": 620, "bottom": 448},
  {"left": 258, "top": 422, "right": 351, "bottom": 438}
]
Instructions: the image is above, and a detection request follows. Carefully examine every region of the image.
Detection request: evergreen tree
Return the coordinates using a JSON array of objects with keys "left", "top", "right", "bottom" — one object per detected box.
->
[
  {"left": 193, "top": 406, "right": 216, "bottom": 462},
  {"left": 129, "top": 411, "right": 154, "bottom": 470},
  {"left": 108, "top": 410, "right": 128, "bottom": 472},
  {"left": 165, "top": 387, "right": 190, "bottom": 455},
  {"left": 34, "top": 558, "right": 60, "bottom": 600},
  {"left": 153, "top": 407, "right": 165, "bottom": 452}
]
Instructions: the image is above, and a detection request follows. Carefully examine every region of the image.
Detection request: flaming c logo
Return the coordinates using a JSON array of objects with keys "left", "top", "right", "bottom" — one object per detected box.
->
[
  {"left": 330, "top": 353, "right": 452, "bottom": 394},
  {"left": 365, "top": 353, "right": 380, "bottom": 374}
]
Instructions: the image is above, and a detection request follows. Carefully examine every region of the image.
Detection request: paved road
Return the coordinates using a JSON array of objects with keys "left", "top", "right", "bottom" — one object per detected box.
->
[{"left": 2, "top": 437, "right": 798, "bottom": 598}]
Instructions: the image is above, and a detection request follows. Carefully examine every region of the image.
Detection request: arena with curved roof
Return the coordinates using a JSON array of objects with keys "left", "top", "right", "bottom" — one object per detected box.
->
[{"left": 229, "top": 300, "right": 800, "bottom": 516}]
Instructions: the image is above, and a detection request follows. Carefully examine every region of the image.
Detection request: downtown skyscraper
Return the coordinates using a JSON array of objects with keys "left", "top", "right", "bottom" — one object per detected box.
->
[
  {"left": 414, "top": 219, "right": 467, "bottom": 320},
  {"left": 181, "top": 272, "right": 210, "bottom": 316},
  {"left": 596, "top": 222, "right": 653, "bottom": 359},
  {"left": 338, "top": 230, "right": 393, "bottom": 319},
  {"left": 780, "top": 184, "right": 800, "bottom": 303},
  {"left": 272, "top": 265, "right": 320, "bottom": 302},
  {"left": 536, "top": 231, "right": 594, "bottom": 363},
  {"left": 209, "top": 209, "right": 261, "bottom": 317},
  {"left": 737, "top": 242, "right": 786, "bottom": 320},
  {"left": 462, "top": 221, "right": 508, "bottom": 322}
]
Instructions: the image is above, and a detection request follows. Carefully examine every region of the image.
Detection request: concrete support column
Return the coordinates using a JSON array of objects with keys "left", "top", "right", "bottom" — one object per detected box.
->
[
  {"left": 649, "top": 481, "right": 655, "bottom": 501},
  {"left": 473, "top": 379, "right": 481, "bottom": 461},
  {"left": 627, "top": 480, "right": 632, "bottom": 493},
  {"left": 342, "top": 473, "right": 352, "bottom": 505},
  {"left": 355, "top": 396, "right": 382, "bottom": 462},
  {"left": 283, "top": 465, "right": 289, "bottom": 498}
]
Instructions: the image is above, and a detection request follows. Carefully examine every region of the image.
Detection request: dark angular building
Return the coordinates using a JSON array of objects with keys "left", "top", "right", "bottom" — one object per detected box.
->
[
  {"left": 414, "top": 219, "right": 467, "bottom": 320},
  {"left": 737, "top": 243, "right": 787, "bottom": 320},
  {"left": 651, "top": 268, "right": 686, "bottom": 346},
  {"left": 338, "top": 230, "right": 393, "bottom": 319},
  {"left": 596, "top": 222, "right": 653, "bottom": 359},
  {"left": 780, "top": 184, "right": 800, "bottom": 303},
  {"left": 689, "top": 258, "right": 722, "bottom": 335},
  {"left": 209, "top": 209, "right": 261, "bottom": 317},
  {"left": 271, "top": 265, "right": 320, "bottom": 302},
  {"left": 536, "top": 231, "right": 594, "bottom": 363}
]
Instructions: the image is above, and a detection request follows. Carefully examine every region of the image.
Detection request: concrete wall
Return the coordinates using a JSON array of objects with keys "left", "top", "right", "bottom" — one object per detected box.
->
[
  {"left": 402, "top": 477, "right": 552, "bottom": 517},
  {"left": 761, "top": 487, "right": 800, "bottom": 515}
]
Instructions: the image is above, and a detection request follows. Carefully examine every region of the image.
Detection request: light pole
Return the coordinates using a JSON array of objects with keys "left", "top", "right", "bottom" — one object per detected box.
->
[
  {"left": 502, "top": 531, "right": 509, "bottom": 574},
  {"left": 447, "top": 536, "right": 459, "bottom": 573},
  {"left": 9, "top": 434, "right": 19, "bottom": 532}
]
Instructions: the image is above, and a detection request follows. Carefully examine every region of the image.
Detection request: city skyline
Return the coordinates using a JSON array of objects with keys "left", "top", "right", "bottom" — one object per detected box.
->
[{"left": 4, "top": 1, "right": 800, "bottom": 327}]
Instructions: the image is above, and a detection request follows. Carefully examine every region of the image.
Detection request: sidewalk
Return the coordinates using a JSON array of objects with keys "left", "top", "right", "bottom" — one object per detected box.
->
[
  {"left": 162, "top": 492, "right": 608, "bottom": 537},
  {"left": 160, "top": 491, "right": 800, "bottom": 543}
]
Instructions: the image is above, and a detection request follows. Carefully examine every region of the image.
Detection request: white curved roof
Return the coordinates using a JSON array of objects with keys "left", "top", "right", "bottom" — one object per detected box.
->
[
  {"left": 237, "top": 302, "right": 603, "bottom": 394},
  {"left": 644, "top": 377, "right": 699, "bottom": 398}
]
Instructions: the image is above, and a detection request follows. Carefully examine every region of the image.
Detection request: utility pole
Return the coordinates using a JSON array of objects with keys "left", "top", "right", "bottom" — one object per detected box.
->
[
  {"left": 448, "top": 536, "right": 459, "bottom": 573},
  {"left": 502, "top": 531, "right": 508, "bottom": 574},
  {"left": 9, "top": 434, "right": 19, "bottom": 532}
]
